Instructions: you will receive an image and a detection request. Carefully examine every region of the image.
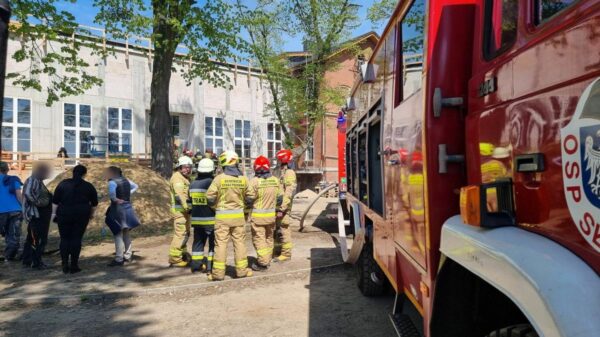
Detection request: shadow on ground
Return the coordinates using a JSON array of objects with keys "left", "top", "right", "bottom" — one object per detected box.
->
[
  {"left": 0, "top": 257, "right": 156, "bottom": 337},
  {"left": 0, "top": 198, "right": 396, "bottom": 337}
]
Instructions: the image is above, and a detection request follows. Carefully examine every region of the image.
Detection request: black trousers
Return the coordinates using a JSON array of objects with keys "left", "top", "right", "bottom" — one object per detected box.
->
[
  {"left": 190, "top": 226, "right": 215, "bottom": 271},
  {"left": 57, "top": 215, "right": 89, "bottom": 268},
  {"left": 22, "top": 206, "right": 52, "bottom": 267}
]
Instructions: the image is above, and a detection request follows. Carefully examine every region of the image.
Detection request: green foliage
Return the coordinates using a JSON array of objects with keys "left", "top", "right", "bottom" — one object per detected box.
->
[
  {"left": 367, "top": 0, "right": 397, "bottom": 26},
  {"left": 94, "top": 0, "right": 245, "bottom": 176},
  {"left": 240, "top": 0, "right": 360, "bottom": 153},
  {"left": 287, "top": 0, "right": 359, "bottom": 151},
  {"left": 94, "top": 0, "right": 246, "bottom": 90},
  {"left": 8, "top": 0, "right": 105, "bottom": 106},
  {"left": 236, "top": 0, "right": 298, "bottom": 147}
]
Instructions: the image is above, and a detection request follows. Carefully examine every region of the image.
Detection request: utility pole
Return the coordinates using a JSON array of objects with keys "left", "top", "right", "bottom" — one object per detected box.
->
[{"left": 0, "top": 0, "right": 10, "bottom": 156}]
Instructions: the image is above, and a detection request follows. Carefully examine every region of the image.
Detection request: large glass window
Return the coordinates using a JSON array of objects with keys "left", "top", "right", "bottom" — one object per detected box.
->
[
  {"left": 535, "top": 0, "right": 577, "bottom": 24},
  {"left": 267, "top": 123, "right": 283, "bottom": 159},
  {"left": 205, "top": 116, "right": 224, "bottom": 154},
  {"left": 484, "top": 0, "right": 518, "bottom": 59},
  {"left": 107, "top": 107, "right": 133, "bottom": 153},
  {"left": 394, "top": 0, "right": 425, "bottom": 107},
  {"left": 1, "top": 98, "right": 32, "bottom": 152},
  {"left": 63, "top": 103, "right": 92, "bottom": 157},
  {"left": 235, "top": 119, "right": 252, "bottom": 159}
]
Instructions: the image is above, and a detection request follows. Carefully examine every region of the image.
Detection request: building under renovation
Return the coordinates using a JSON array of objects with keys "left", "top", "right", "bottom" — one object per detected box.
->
[{"left": 2, "top": 27, "right": 284, "bottom": 163}]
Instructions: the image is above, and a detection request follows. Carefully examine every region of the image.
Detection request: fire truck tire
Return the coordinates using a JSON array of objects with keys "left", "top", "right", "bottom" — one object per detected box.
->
[
  {"left": 486, "top": 324, "right": 539, "bottom": 337},
  {"left": 356, "top": 243, "right": 385, "bottom": 296}
]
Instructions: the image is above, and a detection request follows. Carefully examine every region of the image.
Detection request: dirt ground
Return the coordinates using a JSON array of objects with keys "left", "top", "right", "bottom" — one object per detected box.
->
[{"left": 0, "top": 194, "right": 396, "bottom": 337}]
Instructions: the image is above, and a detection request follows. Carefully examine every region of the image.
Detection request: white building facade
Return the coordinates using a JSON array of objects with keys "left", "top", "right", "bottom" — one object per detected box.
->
[{"left": 2, "top": 34, "right": 284, "bottom": 161}]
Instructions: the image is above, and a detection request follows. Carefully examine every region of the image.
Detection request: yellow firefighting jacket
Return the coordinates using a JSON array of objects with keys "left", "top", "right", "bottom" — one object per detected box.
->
[
  {"left": 170, "top": 171, "right": 191, "bottom": 214},
  {"left": 207, "top": 173, "right": 248, "bottom": 227},
  {"left": 279, "top": 167, "right": 297, "bottom": 225},
  {"left": 246, "top": 175, "right": 282, "bottom": 226}
]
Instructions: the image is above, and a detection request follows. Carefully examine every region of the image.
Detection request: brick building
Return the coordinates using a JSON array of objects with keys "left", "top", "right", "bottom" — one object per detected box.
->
[{"left": 285, "top": 32, "right": 380, "bottom": 188}]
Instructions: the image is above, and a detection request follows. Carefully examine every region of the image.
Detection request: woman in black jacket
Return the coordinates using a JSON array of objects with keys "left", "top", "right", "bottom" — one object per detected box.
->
[{"left": 52, "top": 165, "right": 98, "bottom": 274}]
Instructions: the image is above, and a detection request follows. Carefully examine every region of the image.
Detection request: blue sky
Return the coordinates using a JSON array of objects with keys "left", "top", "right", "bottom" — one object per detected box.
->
[{"left": 54, "top": 0, "right": 386, "bottom": 52}]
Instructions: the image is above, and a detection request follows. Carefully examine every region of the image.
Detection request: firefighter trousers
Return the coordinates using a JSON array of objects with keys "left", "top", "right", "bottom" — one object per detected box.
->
[
  {"left": 169, "top": 213, "right": 190, "bottom": 265},
  {"left": 191, "top": 225, "right": 215, "bottom": 272},
  {"left": 277, "top": 221, "right": 293, "bottom": 258},
  {"left": 251, "top": 222, "right": 275, "bottom": 266},
  {"left": 212, "top": 224, "right": 249, "bottom": 280}
]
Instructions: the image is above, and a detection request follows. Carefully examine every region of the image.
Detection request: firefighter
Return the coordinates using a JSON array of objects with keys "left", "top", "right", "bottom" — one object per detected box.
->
[
  {"left": 168, "top": 156, "right": 193, "bottom": 267},
  {"left": 247, "top": 156, "right": 282, "bottom": 271},
  {"left": 189, "top": 158, "right": 216, "bottom": 273},
  {"left": 206, "top": 151, "right": 252, "bottom": 281},
  {"left": 274, "top": 149, "right": 297, "bottom": 262}
]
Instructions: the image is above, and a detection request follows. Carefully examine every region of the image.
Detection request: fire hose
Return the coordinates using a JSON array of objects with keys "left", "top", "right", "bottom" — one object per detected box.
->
[{"left": 298, "top": 183, "right": 338, "bottom": 232}]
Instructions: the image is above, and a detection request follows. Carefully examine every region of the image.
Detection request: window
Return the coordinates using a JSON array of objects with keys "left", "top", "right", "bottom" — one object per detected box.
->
[
  {"left": 394, "top": 0, "right": 425, "bottom": 107},
  {"left": 63, "top": 103, "right": 92, "bottom": 157},
  {"left": 305, "top": 143, "right": 314, "bottom": 162},
  {"left": 535, "top": 0, "right": 577, "bottom": 24},
  {"left": 205, "top": 116, "right": 224, "bottom": 154},
  {"left": 107, "top": 107, "right": 133, "bottom": 153},
  {"left": 235, "top": 119, "right": 252, "bottom": 159},
  {"left": 484, "top": 0, "right": 518, "bottom": 60},
  {"left": 1, "top": 99, "right": 30, "bottom": 153},
  {"left": 172, "top": 116, "right": 180, "bottom": 137},
  {"left": 267, "top": 123, "right": 283, "bottom": 159},
  {"left": 2, "top": 97, "right": 32, "bottom": 153}
]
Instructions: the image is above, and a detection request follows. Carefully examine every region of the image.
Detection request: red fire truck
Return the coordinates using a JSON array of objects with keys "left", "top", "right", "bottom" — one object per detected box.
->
[{"left": 337, "top": 1, "right": 600, "bottom": 336}]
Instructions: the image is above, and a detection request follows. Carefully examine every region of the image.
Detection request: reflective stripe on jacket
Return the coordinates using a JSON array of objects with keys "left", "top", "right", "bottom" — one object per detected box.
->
[
  {"left": 246, "top": 176, "right": 282, "bottom": 225},
  {"left": 170, "top": 171, "right": 191, "bottom": 213},
  {"left": 190, "top": 177, "right": 215, "bottom": 226},
  {"left": 206, "top": 173, "right": 248, "bottom": 227}
]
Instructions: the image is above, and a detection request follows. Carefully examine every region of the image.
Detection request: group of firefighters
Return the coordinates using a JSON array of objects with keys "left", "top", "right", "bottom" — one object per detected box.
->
[{"left": 167, "top": 149, "right": 297, "bottom": 281}]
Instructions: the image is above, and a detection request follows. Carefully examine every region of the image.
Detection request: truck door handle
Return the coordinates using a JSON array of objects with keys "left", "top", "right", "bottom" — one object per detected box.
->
[
  {"left": 433, "top": 88, "right": 464, "bottom": 118},
  {"left": 438, "top": 144, "right": 465, "bottom": 173},
  {"left": 515, "top": 153, "right": 545, "bottom": 173}
]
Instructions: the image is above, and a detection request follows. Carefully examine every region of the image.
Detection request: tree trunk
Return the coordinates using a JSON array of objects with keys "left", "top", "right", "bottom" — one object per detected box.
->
[
  {"left": 0, "top": 1, "right": 10, "bottom": 157},
  {"left": 149, "top": 44, "right": 176, "bottom": 178}
]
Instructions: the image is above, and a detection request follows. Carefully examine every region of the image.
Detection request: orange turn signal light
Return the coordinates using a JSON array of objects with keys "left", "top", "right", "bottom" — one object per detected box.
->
[{"left": 460, "top": 185, "right": 481, "bottom": 226}]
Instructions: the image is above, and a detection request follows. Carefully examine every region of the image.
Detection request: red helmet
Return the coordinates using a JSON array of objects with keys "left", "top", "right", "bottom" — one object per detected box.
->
[
  {"left": 276, "top": 149, "right": 293, "bottom": 164},
  {"left": 254, "top": 155, "right": 271, "bottom": 172}
]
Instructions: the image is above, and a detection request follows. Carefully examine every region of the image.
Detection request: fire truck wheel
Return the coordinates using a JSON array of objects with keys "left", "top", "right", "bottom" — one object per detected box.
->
[
  {"left": 356, "top": 243, "right": 385, "bottom": 296},
  {"left": 486, "top": 324, "right": 539, "bottom": 337}
]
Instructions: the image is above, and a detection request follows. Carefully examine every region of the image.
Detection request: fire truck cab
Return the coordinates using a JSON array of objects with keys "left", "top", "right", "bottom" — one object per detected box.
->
[{"left": 338, "top": 1, "right": 600, "bottom": 336}]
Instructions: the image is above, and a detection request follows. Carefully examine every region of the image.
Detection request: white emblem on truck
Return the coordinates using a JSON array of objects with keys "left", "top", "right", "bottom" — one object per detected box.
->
[{"left": 561, "top": 78, "right": 600, "bottom": 252}]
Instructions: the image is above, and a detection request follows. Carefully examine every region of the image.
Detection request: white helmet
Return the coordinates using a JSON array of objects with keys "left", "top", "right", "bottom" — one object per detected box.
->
[
  {"left": 177, "top": 156, "right": 194, "bottom": 168},
  {"left": 197, "top": 158, "right": 215, "bottom": 173}
]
